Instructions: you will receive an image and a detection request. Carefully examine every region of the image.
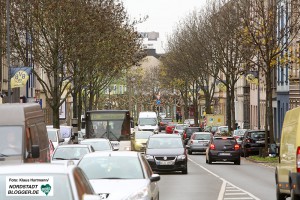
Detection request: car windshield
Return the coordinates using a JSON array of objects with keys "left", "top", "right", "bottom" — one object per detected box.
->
[
  {"left": 79, "top": 156, "right": 144, "bottom": 179},
  {"left": 0, "top": 126, "right": 23, "bottom": 156},
  {"left": 194, "top": 134, "right": 211, "bottom": 140},
  {"left": 250, "top": 132, "right": 265, "bottom": 139},
  {"left": 52, "top": 147, "right": 89, "bottom": 160},
  {"left": 219, "top": 127, "right": 228, "bottom": 132},
  {"left": 135, "top": 132, "right": 153, "bottom": 139},
  {"left": 147, "top": 137, "right": 183, "bottom": 149},
  {"left": 139, "top": 118, "right": 157, "bottom": 126},
  {"left": 80, "top": 140, "right": 112, "bottom": 151},
  {"left": 0, "top": 174, "right": 72, "bottom": 199},
  {"left": 47, "top": 130, "right": 57, "bottom": 142},
  {"left": 162, "top": 119, "right": 172, "bottom": 123}
]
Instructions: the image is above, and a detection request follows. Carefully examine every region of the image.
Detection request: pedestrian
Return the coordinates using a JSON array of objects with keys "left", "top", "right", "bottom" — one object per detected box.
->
[{"left": 176, "top": 111, "right": 179, "bottom": 122}]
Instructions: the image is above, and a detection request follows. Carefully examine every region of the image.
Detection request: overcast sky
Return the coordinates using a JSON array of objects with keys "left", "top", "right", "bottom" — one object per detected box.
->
[{"left": 122, "top": 0, "right": 207, "bottom": 47}]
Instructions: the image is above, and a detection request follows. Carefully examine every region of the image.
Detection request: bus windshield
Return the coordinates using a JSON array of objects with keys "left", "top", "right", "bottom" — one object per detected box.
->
[{"left": 86, "top": 110, "right": 131, "bottom": 141}]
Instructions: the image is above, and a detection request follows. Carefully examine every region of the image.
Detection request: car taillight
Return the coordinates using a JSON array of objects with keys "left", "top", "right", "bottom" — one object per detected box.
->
[
  {"left": 183, "top": 133, "right": 187, "bottom": 139},
  {"left": 246, "top": 139, "right": 251, "bottom": 143},
  {"left": 210, "top": 144, "right": 215, "bottom": 150},
  {"left": 234, "top": 144, "right": 240, "bottom": 151},
  {"left": 174, "top": 130, "right": 178, "bottom": 133},
  {"left": 297, "top": 147, "right": 300, "bottom": 172}
]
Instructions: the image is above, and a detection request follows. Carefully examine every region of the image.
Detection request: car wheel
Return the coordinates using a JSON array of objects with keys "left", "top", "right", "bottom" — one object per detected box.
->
[
  {"left": 188, "top": 149, "right": 192, "bottom": 155},
  {"left": 208, "top": 155, "right": 212, "bottom": 164},
  {"left": 291, "top": 188, "right": 300, "bottom": 200},
  {"left": 234, "top": 158, "right": 240, "bottom": 165},
  {"left": 243, "top": 149, "right": 248, "bottom": 157},
  {"left": 276, "top": 183, "right": 285, "bottom": 200},
  {"left": 182, "top": 168, "right": 188, "bottom": 174}
]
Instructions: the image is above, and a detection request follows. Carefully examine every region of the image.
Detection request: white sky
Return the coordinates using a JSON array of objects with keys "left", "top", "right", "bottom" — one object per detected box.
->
[{"left": 122, "top": 0, "right": 208, "bottom": 51}]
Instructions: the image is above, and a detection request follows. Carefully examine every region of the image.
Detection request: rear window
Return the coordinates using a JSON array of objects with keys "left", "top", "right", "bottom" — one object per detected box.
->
[
  {"left": 186, "top": 128, "right": 201, "bottom": 134},
  {"left": 250, "top": 132, "right": 265, "bottom": 139},
  {"left": 213, "top": 138, "right": 236, "bottom": 147},
  {"left": 162, "top": 119, "right": 172, "bottom": 123},
  {"left": 194, "top": 134, "right": 211, "bottom": 140}
]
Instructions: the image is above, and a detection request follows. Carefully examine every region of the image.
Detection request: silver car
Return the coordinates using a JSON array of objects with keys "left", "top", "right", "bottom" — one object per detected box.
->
[
  {"left": 186, "top": 132, "right": 212, "bottom": 155},
  {"left": 51, "top": 144, "right": 94, "bottom": 165},
  {"left": 0, "top": 163, "right": 101, "bottom": 200},
  {"left": 78, "top": 151, "right": 160, "bottom": 200},
  {"left": 172, "top": 124, "right": 189, "bottom": 136}
]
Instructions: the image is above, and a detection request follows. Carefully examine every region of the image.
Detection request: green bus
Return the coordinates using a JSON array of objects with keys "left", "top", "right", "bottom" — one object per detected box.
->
[{"left": 85, "top": 110, "right": 132, "bottom": 141}]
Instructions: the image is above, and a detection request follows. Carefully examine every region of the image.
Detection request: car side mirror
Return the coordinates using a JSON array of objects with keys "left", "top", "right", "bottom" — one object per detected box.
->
[
  {"left": 59, "top": 138, "right": 65, "bottom": 143},
  {"left": 150, "top": 174, "right": 160, "bottom": 182}
]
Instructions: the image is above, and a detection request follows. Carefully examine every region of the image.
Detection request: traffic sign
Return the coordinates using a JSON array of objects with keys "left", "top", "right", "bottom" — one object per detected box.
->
[{"left": 156, "top": 99, "right": 161, "bottom": 105}]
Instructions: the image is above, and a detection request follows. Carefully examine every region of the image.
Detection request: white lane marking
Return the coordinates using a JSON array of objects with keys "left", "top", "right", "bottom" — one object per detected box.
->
[
  {"left": 189, "top": 158, "right": 260, "bottom": 200},
  {"left": 224, "top": 198, "right": 254, "bottom": 200}
]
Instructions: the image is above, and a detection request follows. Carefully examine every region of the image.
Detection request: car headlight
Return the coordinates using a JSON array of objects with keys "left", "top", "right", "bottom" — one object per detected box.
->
[
  {"left": 145, "top": 155, "right": 154, "bottom": 160},
  {"left": 123, "top": 186, "right": 150, "bottom": 200},
  {"left": 177, "top": 155, "right": 186, "bottom": 160}
]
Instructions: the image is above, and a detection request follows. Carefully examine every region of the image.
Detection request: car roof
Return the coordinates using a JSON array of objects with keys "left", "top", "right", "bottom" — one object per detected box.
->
[
  {"left": 149, "top": 134, "right": 181, "bottom": 138},
  {"left": 56, "top": 144, "right": 91, "bottom": 148},
  {"left": 82, "top": 151, "right": 139, "bottom": 158},
  {"left": 193, "top": 132, "right": 211, "bottom": 134},
  {"left": 0, "top": 164, "right": 75, "bottom": 174},
  {"left": 81, "top": 138, "right": 110, "bottom": 141},
  {"left": 213, "top": 136, "right": 235, "bottom": 140}
]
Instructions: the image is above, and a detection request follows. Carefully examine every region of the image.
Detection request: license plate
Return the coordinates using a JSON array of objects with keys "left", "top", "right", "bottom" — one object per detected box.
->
[
  {"left": 158, "top": 160, "right": 174, "bottom": 165},
  {"left": 256, "top": 141, "right": 265, "bottom": 144},
  {"left": 219, "top": 152, "right": 231, "bottom": 156}
]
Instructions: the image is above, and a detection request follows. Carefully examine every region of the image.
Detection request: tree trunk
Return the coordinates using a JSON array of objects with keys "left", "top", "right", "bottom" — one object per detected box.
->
[
  {"left": 205, "top": 92, "right": 212, "bottom": 114},
  {"left": 226, "top": 85, "right": 232, "bottom": 132}
]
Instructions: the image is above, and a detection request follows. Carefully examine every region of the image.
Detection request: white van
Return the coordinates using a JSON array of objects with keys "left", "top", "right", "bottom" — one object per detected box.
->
[{"left": 137, "top": 111, "right": 159, "bottom": 134}]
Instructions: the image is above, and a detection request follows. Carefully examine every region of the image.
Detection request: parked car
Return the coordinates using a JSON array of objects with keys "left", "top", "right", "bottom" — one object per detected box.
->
[
  {"left": 165, "top": 122, "right": 178, "bottom": 134},
  {"left": 145, "top": 134, "right": 188, "bottom": 174},
  {"left": 232, "top": 129, "right": 247, "bottom": 140},
  {"left": 173, "top": 124, "right": 189, "bottom": 136},
  {"left": 240, "top": 130, "right": 266, "bottom": 157},
  {"left": 78, "top": 151, "right": 160, "bottom": 200},
  {"left": 0, "top": 164, "right": 100, "bottom": 200},
  {"left": 47, "top": 128, "right": 64, "bottom": 149},
  {"left": 51, "top": 144, "right": 94, "bottom": 165},
  {"left": 158, "top": 117, "right": 173, "bottom": 132},
  {"left": 182, "top": 127, "right": 203, "bottom": 145},
  {"left": 206, "top": 136, "right": 241, "bottom": 165},
  {"left": 131, "top": 131, "right": 154, "bottom": 151},
  {"left": 80, "top": 138, "right": 117, "bottom": 151},
  {"left": 186, "top": 132, "right": 212, "bottom": 155}
]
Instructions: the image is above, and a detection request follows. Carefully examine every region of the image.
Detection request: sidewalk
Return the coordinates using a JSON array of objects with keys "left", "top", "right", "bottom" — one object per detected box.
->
[{"left": 244, "top": 157, "right": 278, "bottom": 169}]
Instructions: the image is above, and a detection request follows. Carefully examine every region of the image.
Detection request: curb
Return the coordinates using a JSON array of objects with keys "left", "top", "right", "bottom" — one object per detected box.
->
[{"left": 244, "top": 157, "right": 277, "bottom": 169}]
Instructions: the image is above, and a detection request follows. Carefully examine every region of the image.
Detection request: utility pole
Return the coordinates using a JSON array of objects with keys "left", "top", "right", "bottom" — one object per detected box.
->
[{"left": 257, "top": 65, "right": 261, "bottom": 130}]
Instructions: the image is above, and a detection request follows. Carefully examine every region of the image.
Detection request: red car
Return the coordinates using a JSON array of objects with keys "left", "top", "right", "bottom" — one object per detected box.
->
[{"left": 165, "top": 122, "right": 178, "bottom": 134}]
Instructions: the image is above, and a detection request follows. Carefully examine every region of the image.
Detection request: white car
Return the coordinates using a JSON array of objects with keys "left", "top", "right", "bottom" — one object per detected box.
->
[
  {"left": 0, "top": 164, "right": 101, "bottom": 200},
  {"left": 51, "top": 144, "right": 94, "bottom": 165},
  {"left": 80, "top": 138, "right": 117, "bottom": 151},
  {"left": 78, "top": 151, "right": 160, "bottom": 200}
]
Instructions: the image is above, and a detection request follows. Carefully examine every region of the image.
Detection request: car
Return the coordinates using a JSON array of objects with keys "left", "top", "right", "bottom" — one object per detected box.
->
[
  {"left": 165, "top": 121, "right": 178, "bottom": 134},
  {"left": 232, "top": 129, "right": 247, "bottom": 140},
  {"left": 51, "top": 144, "right": 95, "bottom": 165},
  {"left": 214, "top": 126, "right": 229, "bottom": 136},
  {"left": 0, "top": 163, "right": 101, "bottom": 200},
  {"left": 131, "top": 131, "right": 154, "bottom": 151},
  {"left": 186, "top": 132, "right": 212, "bottom": 155},
  {"left": 80, "top": 138, "right": 117, "bottom": 151},
  {"left": 206, "top": 136, "right": 241, "bottom": 165},
  {"left": 184, "top": 119, "right": 195, "bottom": 126},
  {"left": 172, "top": 124, "right": 189, "bottom": 136},
  {"left": 145, "top": 134, "right": 188, "bottom": 174},
  {"left": 158, "top": 117, "right": 173, "bottom": 132},
  {"left": 47, "top": 125, "right": 73, "bottom": 144},
  {"left": 240, "top": 130, "right": 266, "bottom": 157},
  {"left": 182, "top": 127, "right": 203, "bottom": 145},
  {"left": 159, "top": 112, "right": 166, "bottom": 119},
  {"left": 47, "top": 128, "right": 65, "bottom": 149},
  {"left": 78, "top": 151, "right": 160, "bottom": 200},
  {"left": 210, "top": 126, "right": 219, "bottom": 135}
]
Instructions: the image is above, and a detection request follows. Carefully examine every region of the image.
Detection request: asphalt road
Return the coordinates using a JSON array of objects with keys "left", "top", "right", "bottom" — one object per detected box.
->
[{"left": 158, "top": 153, "right": 276, "bottom": 200}]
